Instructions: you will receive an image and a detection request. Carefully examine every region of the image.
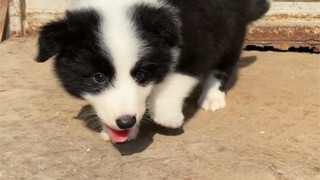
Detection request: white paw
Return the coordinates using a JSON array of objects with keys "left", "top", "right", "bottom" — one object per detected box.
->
[
  {"left": 100, "top": 130, "right": 110, "bottom": 141},
  {"left": 150, "top": 106, "right": 184, "bottom": 128},
  {"left": 198, "top": 90, "right": 226, "bottom": 112},
  {"left": 198, "top": 73, "right": 226, "bottom": 112},
  {"left": 153, "top": 112, "right": 184, "bottom": 128}
]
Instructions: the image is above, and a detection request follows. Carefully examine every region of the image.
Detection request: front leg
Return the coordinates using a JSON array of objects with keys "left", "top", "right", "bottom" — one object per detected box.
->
[
  {"left": 198, "top": 72, "right": 226, "bottom": 112},
  {"left": 149, "top": 73, "right": 198, "bottom": 128}
]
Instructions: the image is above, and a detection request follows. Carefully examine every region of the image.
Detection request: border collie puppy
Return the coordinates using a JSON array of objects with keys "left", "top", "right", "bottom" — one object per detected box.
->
[{"left": 36, "top": 0, "right": 271, "bottom": 143}]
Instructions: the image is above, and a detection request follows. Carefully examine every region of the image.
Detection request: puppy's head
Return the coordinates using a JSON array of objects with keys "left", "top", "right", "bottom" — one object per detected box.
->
[{"left": 36, "top": 1, "right": 181, "bottom": 142}]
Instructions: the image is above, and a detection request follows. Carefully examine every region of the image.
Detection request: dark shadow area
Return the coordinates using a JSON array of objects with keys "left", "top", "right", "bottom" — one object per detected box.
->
[
  {"left": 245, "top": 45, "right": 319, "bottom": 54},
  {"left": 75, "top": 56, "right": 257, "bottom": 155},
  {"left": 76, "top": 105, "right": 184, "bottom": 156},
  {"left": 228, "top": 55, "right": 256, "bottom": 90},
  {"left": 113, "top": 119, "right": 184, "bottom": 156},
  {"left": 1, "top": 0, "right": 9, "bottom": 41},
  {"left": 76, "top": 105, "right": 103, "bottom": 133},
  {"left": 238, "top": 55, "right": 257, "bottom": 68}
]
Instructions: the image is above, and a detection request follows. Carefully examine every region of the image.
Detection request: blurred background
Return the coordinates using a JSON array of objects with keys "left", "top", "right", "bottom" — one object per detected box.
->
[{"left": 1, "top": 0, "right": 319, "bottom": 53}]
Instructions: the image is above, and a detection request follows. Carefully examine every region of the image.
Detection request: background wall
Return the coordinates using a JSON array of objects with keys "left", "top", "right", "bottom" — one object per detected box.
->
[
  {"left": 246, "top": 1, "right": 320, "bottom": 52},
  {"left": 5, "top": 0, "right": 320, "bottom": 52},
  {"left": 8, "top": 0, "right": 72, "bottom": 36}
]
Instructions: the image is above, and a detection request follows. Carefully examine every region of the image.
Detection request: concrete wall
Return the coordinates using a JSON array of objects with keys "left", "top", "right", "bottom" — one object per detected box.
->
[{"left": 24, "top": 0, "right": 73, "bottom": 34}]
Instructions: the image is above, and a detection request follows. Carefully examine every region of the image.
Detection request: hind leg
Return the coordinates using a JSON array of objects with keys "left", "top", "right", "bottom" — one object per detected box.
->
[
  {"left": 198, "top": 71, "right": 227, "bottom": 111},
  {"left": 198, "top": 47, "right": 242, "bottom": 112}
]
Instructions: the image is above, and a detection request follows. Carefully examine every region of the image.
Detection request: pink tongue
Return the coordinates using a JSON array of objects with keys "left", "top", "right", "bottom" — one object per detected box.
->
[{"left": 107, "top": 127, "right": 130, "bottom": 143}]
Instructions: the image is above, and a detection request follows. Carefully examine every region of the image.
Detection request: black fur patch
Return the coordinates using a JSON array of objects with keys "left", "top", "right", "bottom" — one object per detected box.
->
[
  {"left": 131, "top": 4, "right": 181, "bottom": 47},
  {"left": 167, "top": 0, "right": 269, "bottom": 81},
  {"left": 37, "top": 9, "right": 115, "bottom": 98},
  {"left": 130, "top": 4, "right": 181, "bottom": 85}
]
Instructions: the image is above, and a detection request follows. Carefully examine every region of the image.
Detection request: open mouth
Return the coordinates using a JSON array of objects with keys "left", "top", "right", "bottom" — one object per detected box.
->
[{"left": 107, "top": 127, "right": 130, "bottom": 143}]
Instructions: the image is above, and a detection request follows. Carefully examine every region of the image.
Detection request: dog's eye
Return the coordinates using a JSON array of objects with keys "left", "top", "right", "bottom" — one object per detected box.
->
[
  {"left": 93, "top": 73, "right": 106, "bottom": 83},
  {"left": 134, "top": 71, "right": 145, "bottom": 83}
]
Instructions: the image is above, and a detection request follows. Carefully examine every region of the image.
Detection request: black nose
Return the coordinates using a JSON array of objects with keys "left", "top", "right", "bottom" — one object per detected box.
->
[{"left": 116, "top": 115, "right": 136, "bottom": 129}]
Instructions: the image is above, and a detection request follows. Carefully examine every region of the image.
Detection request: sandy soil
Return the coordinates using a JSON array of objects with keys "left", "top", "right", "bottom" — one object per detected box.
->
[{"left": 0, "top": 38, "right": 319, "bottom": 180}]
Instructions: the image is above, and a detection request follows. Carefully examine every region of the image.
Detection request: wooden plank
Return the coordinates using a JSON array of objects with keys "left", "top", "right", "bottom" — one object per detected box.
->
[
  {"left": 8, "top": 0, "right": 23, "bottom": 36},
  {"left": 246, "top": 2, "right": 320, "bottom": 52},
  {"left": 0, "top": 0, "right": 8, "bottom": 42}
]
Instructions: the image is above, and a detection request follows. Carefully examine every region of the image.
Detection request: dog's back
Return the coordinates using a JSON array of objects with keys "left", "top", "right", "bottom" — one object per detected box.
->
[{"left": 169, "top": 0, "right": 271, "bottom": 78}]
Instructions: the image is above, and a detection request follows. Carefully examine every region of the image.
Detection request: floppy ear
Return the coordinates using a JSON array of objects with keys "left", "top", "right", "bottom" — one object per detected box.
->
[
  {"left": 133, "top": 5, "right": 181, "bottom": 47},
  {"left": 36, "top": 20, "right": 68, "bottom": 62}
]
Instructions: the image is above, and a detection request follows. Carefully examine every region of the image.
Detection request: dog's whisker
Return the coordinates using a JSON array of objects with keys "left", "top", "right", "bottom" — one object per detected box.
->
[
  {"left": 82, "top": 112, "right": 97, "bottom": 117},
  {"left": 85, "top": 116, "right": 100, "bottom": 122},
  {"left": 141, "top": 117, "right": 154, "bottom": 122}
]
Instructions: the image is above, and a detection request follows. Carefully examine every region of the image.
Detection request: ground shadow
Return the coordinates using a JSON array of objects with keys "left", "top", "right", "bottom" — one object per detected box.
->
[
  {"left": 226, "top": 55, "right": 257, "bottom": 91},
  {"left": 76, "top": 106, "right": 184, "bottom": 156},
  {"left": 238, "top": 55, "right": 257, "bottom": 68},
  {"left": 75, "top": 56, "right": 257, "bottom": 155}
]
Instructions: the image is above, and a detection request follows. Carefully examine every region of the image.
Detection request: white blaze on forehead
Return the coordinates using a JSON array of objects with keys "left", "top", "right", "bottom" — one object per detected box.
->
[
  {"left": 98, "top": 1, "right": 146, "bottom": 116},
  {"left": 102, "top": 3, "right": 143, "bottom": 81}
]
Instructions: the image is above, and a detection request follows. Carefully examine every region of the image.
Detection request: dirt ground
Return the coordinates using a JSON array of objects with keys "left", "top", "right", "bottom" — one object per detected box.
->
[{"left": 0, "top": 38, "right": 319, "bottom": 180}]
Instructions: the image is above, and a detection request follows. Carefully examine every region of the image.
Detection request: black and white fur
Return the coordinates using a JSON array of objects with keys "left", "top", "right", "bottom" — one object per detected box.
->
[{"left": 36, "top": 0, "right": 271, "bottom": 142}]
